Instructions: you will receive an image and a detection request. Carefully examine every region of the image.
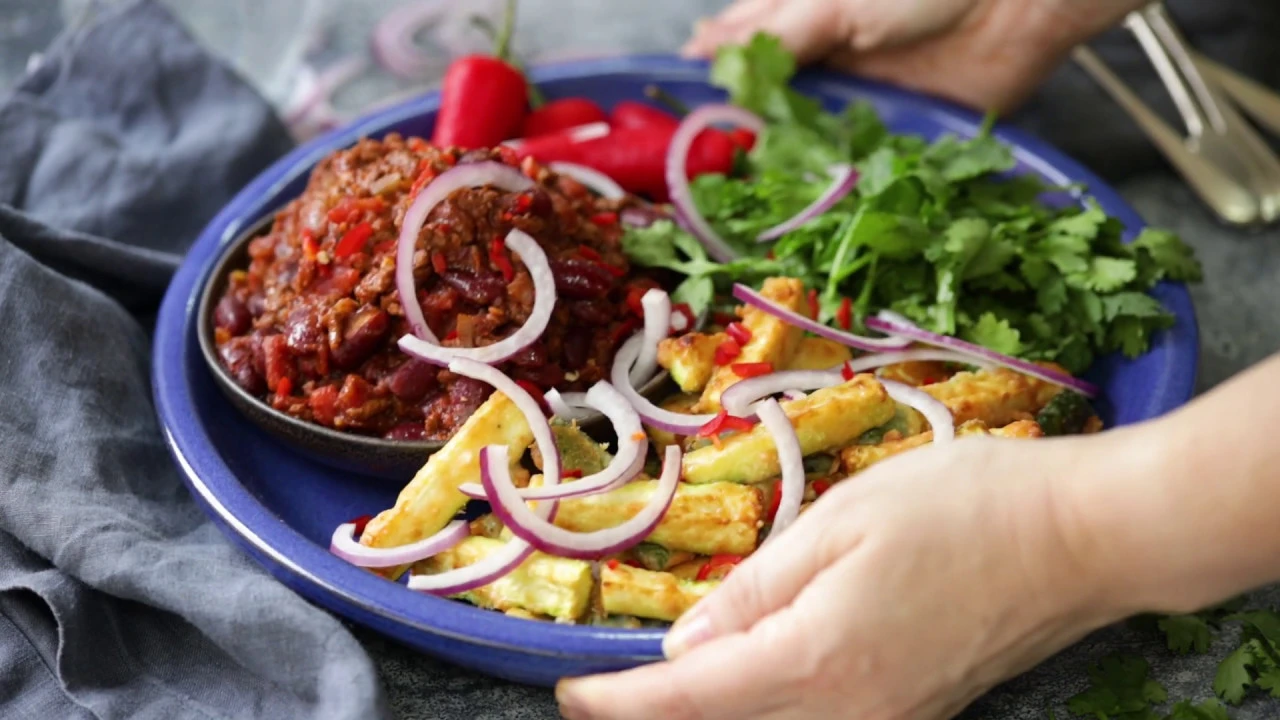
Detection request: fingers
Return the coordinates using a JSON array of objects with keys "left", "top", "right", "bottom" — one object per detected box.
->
[
  {"left": 682, "top": 0, "right": 845, "bottom": 64},
  {"left": 558, "top": 611, "right": 810, "bottom": 720},
  {"left": 663, "top": 491, "right": 861, "bottom": 658}
]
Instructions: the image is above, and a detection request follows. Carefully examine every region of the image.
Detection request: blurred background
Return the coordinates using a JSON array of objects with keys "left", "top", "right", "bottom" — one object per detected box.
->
[{"left": 1, "top": 0, "right": 721, "bottom": 140}]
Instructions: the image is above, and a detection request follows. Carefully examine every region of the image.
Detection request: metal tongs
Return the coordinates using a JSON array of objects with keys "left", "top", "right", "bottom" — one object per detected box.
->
[{"left": 1073, "top": 3, "right": 1280, "bottom": 227}]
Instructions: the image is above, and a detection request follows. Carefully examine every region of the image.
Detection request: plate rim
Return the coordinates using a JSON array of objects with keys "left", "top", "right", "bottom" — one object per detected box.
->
[{"left": 151, "top": 54, "right": 1199, "bottom": 662}]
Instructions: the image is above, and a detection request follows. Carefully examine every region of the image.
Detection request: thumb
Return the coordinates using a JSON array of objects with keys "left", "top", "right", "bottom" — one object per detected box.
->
[
  {"left": 681, "top": 0, "right": 846, "bottom": 64},
  {"left": 663, "top": 497, "right": 855, "bottom": 658}
]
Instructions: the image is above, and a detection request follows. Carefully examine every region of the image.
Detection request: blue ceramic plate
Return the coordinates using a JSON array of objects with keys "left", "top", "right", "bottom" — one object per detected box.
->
[{"left": 152, "top": 56, "right": 1199, "bottom": 687}]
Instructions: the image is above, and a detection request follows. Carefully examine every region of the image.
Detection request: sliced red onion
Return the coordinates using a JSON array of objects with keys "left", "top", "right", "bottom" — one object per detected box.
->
[
  {"left": 731, "top": 284, "right": 912, "bottom": 352},
  {"left": 865, "top": 312, "right": 1100, "bottom": 397},
  {"left": 782, "top": 389, "right": 807, "bottom": 401},
  {"left": 399, "top": 228, "right": 553, "bottom": 365},
  {"left": 445, "top": 358, "right": 561, "bottom": 490},
  {"left": 631, "top": 289, "right": 671, "bottom": 386},
  {"left": 548, "top": 161, "right": 627, "bottom": 200},
  {"left": 330, "top": 519, "right": 468, "bottom": 568},
  {"left": 880, "top": 379, "right": 955, "bottom": 444},
  {"left": 406, "top": 535, "right": 536, "bottom": 595},
  {"left": 370, "top": 0, "right": 450, "bottom": 79},
  {"left": 283, "top": 56, "right": 369, "bottom": 133},
  {"left": 460, "top": 381, "right": 648, "bottom": 501},
  {"left": 846, "top": 348, "right": 995, "bottom": 375},
  {"left": 666, "top": 104, "right": 766, "bottom": 262},
  {"left": 545, "top": 389, "right": 592, "bottom": 421},
  {"left": 613, "top": 334, "right": 718, "bottom": 434},
  {"left": 396, "top": 163, "right": 534, "bottom": 343},
  {"left": 503, "top": 122, "right": 611, "bottom": 150},
  {"left": 481, "top": 444, "right": 682, "bottom": 559},
  {"left": 757, "top": 399, "right": 804, "bottom": 538},
  {"left": 756, "top": 164, "right": 859, "bottom": 242},
  {"left": 719, "top": 370, "right": 843, "bottom": 417}
]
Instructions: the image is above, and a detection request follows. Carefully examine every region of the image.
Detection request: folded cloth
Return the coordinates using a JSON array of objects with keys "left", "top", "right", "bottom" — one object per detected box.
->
[{"left": 0, "top": 2, "right": 385, "bottom": 718}]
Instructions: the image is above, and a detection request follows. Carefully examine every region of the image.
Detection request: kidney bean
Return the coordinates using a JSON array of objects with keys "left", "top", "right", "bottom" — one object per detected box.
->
[
  {"left": 512, "top": 364, "right": 563, "bottom": 388},
  {"left": 331, "top": 307, "right": 390, "bottom": 370},
  {"left": 550, "top": 258, "right": 613, "bottom": 300},
  {"left": 570, "top": 299, "right": 613, "bottom": 326},
  {"left": 440, "top": 270, "right": 505, "bottom": 305},
  {"left": 448, "top": 377, "right": 493, "bottom": 411},
  {"left": 261, "top": 334, "right": 294, "bottom": 393},
  {"left": 219, "top": 338, "right": 265, "bottom": 395},
  {"left": 388, "top": 359, "right": 437, "bottom": 403},
  {"left": 507, "top": 342, "right": 546, "bottom": 367},
  {"left": 562, "top": 332, "right": 590, "bottom": 370},
  {"left": 285, "top": 307, "right": 325, "bottom": 354},
  {"left": 214, "top": 293, "right": 251, "bottom": 335},
  {"left": 383, "top": 422, "right": 427, "bottom": 441}
]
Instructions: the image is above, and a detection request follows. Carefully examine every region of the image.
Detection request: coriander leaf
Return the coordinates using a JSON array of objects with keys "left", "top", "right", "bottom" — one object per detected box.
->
[
  {"left": 856, "top": 146, "right": 906, "bottom": 198},
  {"left": 1049, "top": 204, "right": 1108, "bottom": 242},
  {"left": 1164, "top": 699, "right": 1231, "bottom": 720},
  {"left": 962, "top": 313, "right": 1024, "bottom": 355},
  {"left": 1159, "top": 614, "right": 1214, "bottom": 654},
  {"left": 1037, "top": 275, "right": 1069, "bottom": 315},
  {"left": 1067, "top": 654, "right": 1166, "bottom": 718},
  {"left": 751, "top": 123, "right": 847, "bottom": 177},
  {"left": 1108, "top": 316, "right": 1164, "bottom": 358},
  {"left": 671, "top": 276, "right": 714, "bottom": 315},
  {"left": 921, "top": 134, "right": 1016, "bottom": 183},
  {"left": 710, "top": 33, "right": 820, "bottom": 126},
  {"left": 621, "top": 220, "right": 686, "bottom": 268},
  {"left": 1071, "top": 256, "right": 1138, "bottom": 293},
  {"left": 1256, "top": 667, "right": 1280, "bottom": 699},
  {"left": 1226, "top": 611, "right": 1280, "bottom": 652},
  {"left": 1102, "top": 292, "right": 1169, "bottom": 322},
  {"left": 1215, "top": 640, "right": 1260, "bottom": 705},
  {"left": 1132, "top": 229, "right": 1203, "bottom": 283}
]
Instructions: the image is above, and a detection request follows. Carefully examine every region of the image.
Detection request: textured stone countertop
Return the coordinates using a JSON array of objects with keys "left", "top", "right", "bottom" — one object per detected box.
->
[{"left": 4, "top": 1, "right": 1279, "bottom": 718}]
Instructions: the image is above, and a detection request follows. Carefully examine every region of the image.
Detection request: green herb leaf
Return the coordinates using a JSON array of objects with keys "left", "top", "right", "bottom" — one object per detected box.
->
[
  {"left": 1067, "top": 654, "right": 1166, "bottom": 718},
  {"left": 1163, "top": 699, "right": 1231, "bottom": 720},
  {"left": 1159, "top": 615, "right": 1215, "bottom": 655}
]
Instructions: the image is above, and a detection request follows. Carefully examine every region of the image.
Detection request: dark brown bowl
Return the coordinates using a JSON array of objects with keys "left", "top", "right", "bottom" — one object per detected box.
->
[{"left": 197, "top": 211, "right": 680, "bottom": 481}]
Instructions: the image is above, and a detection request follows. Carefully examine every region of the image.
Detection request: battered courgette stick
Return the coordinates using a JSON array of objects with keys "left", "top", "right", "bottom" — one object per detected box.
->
[
  {"left": 682, "top": 375, "right": 895, "bottom": 485},
  {"left": 601, "top": 563, "right": 718, "bottom": 622},
  {"left": 414, "top": 537, "right": 593, "bottom": 621},
  {"left": 840, "top": 419, "right": 1044, "bottom": 474},
  {"left": 922, "top": 367, "right": 1063, "bottom": 428}
]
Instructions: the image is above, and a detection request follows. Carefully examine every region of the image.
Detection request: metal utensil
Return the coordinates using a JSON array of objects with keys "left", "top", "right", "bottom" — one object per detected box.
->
[
  {"left": 1072, "top": 45, "right": 1261, "bottom": 227},
  {"left": 1128, "top": 4, "right": 1280, "bottom": 222},
  {"left": 1191, "top": 51, "right": 1280, "bottom": 139}
]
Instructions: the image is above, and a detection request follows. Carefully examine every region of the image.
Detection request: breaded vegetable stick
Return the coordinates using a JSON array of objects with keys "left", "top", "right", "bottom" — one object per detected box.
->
[
  {"left": 922, "top": 367, "right": 1063, "bottom": 428},
  {"left": 658, "top": 333, "right": 726, "bottom": 393},
  {"left": 361, "top": 393, "right": 532, "bottom": 561},
  {"left": 784, "top": 337, "right": 854, "bottom": 372},
  {"left": 682, "top": 375, "right": 895, "bottom": 485},
  {"left": 645, "top": 393, "right": 699, "bottom": 453},
  {"left": 414, "top": 537, "right": 592, "bottom": 621},
  {"left": 601, "top": 563, "right": 718, "bottom": 622},
  {"left": 695, "top": 277, "right": 807, "bottom": 413},
  {"left": 841, "top": 419, "right": 1045, "bottom": 474}
]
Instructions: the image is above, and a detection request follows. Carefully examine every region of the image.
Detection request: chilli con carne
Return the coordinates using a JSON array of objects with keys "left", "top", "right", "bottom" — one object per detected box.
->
[{"left": 213, "top": 134, "right": 650, "bottom": 441}]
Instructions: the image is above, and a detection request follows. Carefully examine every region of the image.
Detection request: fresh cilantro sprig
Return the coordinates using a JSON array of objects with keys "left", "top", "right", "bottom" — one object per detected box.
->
[{"left": 622, "top": 33, "right": 1202, "bottom": 374}]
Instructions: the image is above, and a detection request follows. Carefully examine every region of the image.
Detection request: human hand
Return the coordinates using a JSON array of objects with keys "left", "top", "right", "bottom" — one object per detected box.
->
[
  {"left": 557, "top": 435, "right": 1132, "bottom": 720},
  {"left": 681, "top": 0, "right": 1151, "bottom": 112}
]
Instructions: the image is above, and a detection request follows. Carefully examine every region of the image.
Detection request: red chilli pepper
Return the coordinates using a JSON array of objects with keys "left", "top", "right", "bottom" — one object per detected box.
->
[
  {"left": 490, "top": 237, "right": 516, "bottom": 282},
  {"left": 807, "top": 288, "right": 820, "bottom": 320},
  {"left": 275, "top": 376, "right": 294, "bottom": 397},
  {"left": 597, "top": 261, "right": 627, "bottom": 278},
  {"left": 671, "top": 303, "right": 696, "bottom": 333},
  {"left": 577, "top": 245, "right": 603, "bottom": 263},
  {"left": 515, "top": 379, "right": 549, "bottom": 415},
  {"left": 349, "top": 514, "right": 374, "bottom": 538},
  {"left": 606, "top": 559, "right": 621, "bottom": 571},
  {"left": 731, "top": 362, "right": 773, "bottom": 379},
  {"left": 837, "top": 297, "right": 853, "bottom": 331},
  {"left": 431, "top": 3, "right": 528, "bottom": 149},
  {"left": 728, "top": 128, "right": 757, "bottom": 151},
  {"left": 334, "top": 222, "right": 374, "bottom": 259},
  {"left": 444, "top": 330, "right": 458, "bottom": 342},
  {"left": 696, "top": 554, "right": 743, "bottom": 582},
  {"left": 841, "top": 361, "right": 856, "bottom": 382},
  {"left": 610, "top": 318, "right": 639, "bottom": 348},
  {"left": 609, "top": 101, "right": 680, "bottom": 131},
  {"left": 725, "top": 322, "right": 752, "bottom": 346},
  {"left": 590, "top": 211, "right": 618, "bottom": 227},
  {"left": 520, "top": 97, "right": 608, "bottom": 138},
  {"left": 812, "top": 479, "right": 833, "bottom": 497},
  {"left": 563, "top": 469, "right": 584, "bottom": 479},
  {"left": 624, "top": 285, "right": 648, "bottom": 317},
  {"left": 408, "top": 161, "right": 438, "bottom": 199},
  {"left": 713, "top": 338, "right": 742, "bottom": 365},
  {"left": 697, "top": 410, "right": 728, "bottom": 438},
  {"left": 431, "top": 251, "right": 448, "bottom": 275},
  {"left": 766, "top": 484, "right": 783, "bottom": 524},
  {"left": 711, "top": 311, "right": 738, "bottom": 327}
]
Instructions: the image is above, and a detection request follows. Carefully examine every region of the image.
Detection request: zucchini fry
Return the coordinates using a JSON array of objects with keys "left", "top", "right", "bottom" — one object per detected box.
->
[
  {"left": 414, "top": 537, "right": 593, "bottom": 621},
  {"left": 361, "top": 393, "right": 532, "bottom": 572},
  {"left": 840, "top": 418, "right": 1045, "bottom": 474},
  {"left": 921, "top": 367, "right": 1062, "bottom": 428},
  {"left": 695, "top": 277, "right": 807, "bottom": 413},
  {"left": 645, "top": 393, "right": 699, "bottom": 453},
  {"left": 658, "top": 333, "right": 726, "bottom": 393},
  {"left": 683, "top": 375, "right": 895, "bottom": 485},
  {"left": 785, "top": 337, "right": 854, "bottom": 372},
  {"left": 601, "top": 563, "right": 717, "bottom": 622},
  {"left": 544, "top": 478, "right": 763, "bottom": 556}
]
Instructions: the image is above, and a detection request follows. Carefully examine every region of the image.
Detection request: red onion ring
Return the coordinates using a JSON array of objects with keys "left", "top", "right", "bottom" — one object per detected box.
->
[
  {"left": 879, "top": 379, "right": 955, "bottom": 443},
  {"left": 757, "top": 399, "right": 804, "bottom": 537},
  {"left": 719, "top": 369, "right": 843, "bottom": 417},
  {"left": 283, "top": 56, "right": 369, "bottom": 137},
  {"left": 865, "top": 312, "right": 1100, "bottom": 397},
  {"left": 846, "top": 348, "right": 994, "bottom": 375},
  {"left": 399, "top": 228, "right": 554, "bottom": 365},
  {"left": 613, "top": 334, "right": 718, "bottom": 434},
  {"left": 396, "top": 163, "right": 535, "bottom": 343},
  {"left": 445, "top": 358, "right": 561, "bottom": 489},
  {"left": 545, "top": 389, "right": 591, "bottom": 422},
  {"left": 756, "top": 164, "right": 859, "bottom": 243},
  {"left": 459, "top": 381, "right": 648, "bottom": 501},
  {"left": 666, "top": 104, "right": 766, "bottom": 262},
  {"left": 631, "top": 289, "right": 671, "bottom": 386},
  {"left": 481, "top": 444, "right": 682, "bottom": 559},
  {"left": 329, "top": 518, "right": 468, "bottom": 568},
  {"left": 548, "top": 161, "right": 627, "bottom": 200},
  {"left": 731, "top": 284, "right": 912, "bottom": 353},
  {"left": 370, "top": 0, "right": 450, "bottom": 79}
]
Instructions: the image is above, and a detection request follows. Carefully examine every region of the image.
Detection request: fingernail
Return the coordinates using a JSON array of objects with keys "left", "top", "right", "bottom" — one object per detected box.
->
[
  {"left": 662, "top": 607, "right": 715, "bottom": 658},
  {"left": 556, "top": 678, "right": 594, "bottom": 720}
]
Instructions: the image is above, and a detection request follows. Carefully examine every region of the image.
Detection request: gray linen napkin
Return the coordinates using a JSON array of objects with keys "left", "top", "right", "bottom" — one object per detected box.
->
[{"left": 0, "top": 2, "right": 385, "bottom": 718}]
